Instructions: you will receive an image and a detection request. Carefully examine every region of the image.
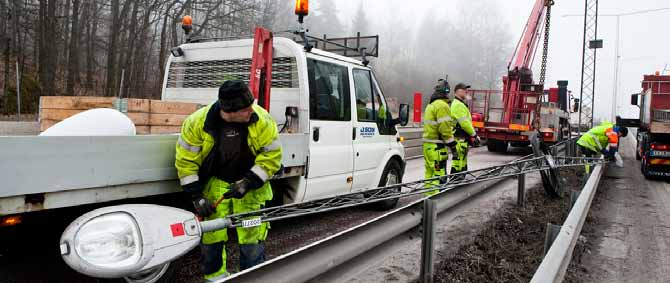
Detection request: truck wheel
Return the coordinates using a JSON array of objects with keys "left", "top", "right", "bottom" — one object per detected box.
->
[
  {"left": 641, "top": 157, "right": 652, "bottom": 180},
  {"left": 487, "top": 139, "right": 498, "bottom": 152},
  {"left": 495, "top": 140, "right": 508, "bottom": 153},
  {"left": 371, "top": 159, "right": 403, "bottom": 211},
  {"left": 636, "top": 140, "right": 642, "bottom": 160}
]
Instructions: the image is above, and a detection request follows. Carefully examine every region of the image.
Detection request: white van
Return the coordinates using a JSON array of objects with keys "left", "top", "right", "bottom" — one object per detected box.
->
[{"left": 163, "top": 36, "right": 410, "bottom": 209}]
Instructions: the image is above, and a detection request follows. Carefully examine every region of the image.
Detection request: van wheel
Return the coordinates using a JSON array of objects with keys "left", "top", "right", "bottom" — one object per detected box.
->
[
  {"left": 122, "top": 258, "right": 180, "bottom": 283},
  {"left": 371, "top": 159, "right": 403, "bottom": 211}
]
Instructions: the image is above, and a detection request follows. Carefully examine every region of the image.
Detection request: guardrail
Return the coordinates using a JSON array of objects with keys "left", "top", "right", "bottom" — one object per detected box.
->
[
  {"left": 399, "top": 127, "right": 423, "bottom": 158},
  {"left": 530, "top": 163, "right": 604, "bottom": 282},
  {"left": 222, "top": 140, "right": 580, "bottom": 283}
]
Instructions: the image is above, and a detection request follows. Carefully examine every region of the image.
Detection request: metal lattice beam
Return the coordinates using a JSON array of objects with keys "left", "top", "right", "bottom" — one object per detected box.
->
[
  {"left": 578, "top": 0, "right": 599, "bottom": 129},
  {"left": 220, "top": 155, "right": 603, "bottom": 229}
]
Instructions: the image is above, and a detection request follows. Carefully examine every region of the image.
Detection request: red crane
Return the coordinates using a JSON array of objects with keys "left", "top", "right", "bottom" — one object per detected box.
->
[
  {"left": 502, "top": 0, "right": 554, "bottom": 124},
  {"left": 470, "top": 0, "right": 564, "bottom": 153},
  {"left": 249, "top": 27, "right": 274, "bottom": 110}
]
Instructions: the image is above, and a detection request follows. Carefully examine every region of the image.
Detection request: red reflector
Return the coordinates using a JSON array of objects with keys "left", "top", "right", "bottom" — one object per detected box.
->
[
  {"left": 170, "top": 223, "right": 185, "bottom": 237},
  {"left": 654, "top": 144, "right": 669, "bottom": 150}
]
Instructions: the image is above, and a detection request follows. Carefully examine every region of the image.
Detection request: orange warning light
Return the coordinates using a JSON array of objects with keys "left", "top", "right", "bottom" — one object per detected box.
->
[
  {"left": 0, "top": 215, "right": 22, "bottom": 227},
  {"left": 295, "top": 0, "right": 309, "bottom": 16},
  {"left": 182, "top": 15, "right": 193, "bottom": 26}
]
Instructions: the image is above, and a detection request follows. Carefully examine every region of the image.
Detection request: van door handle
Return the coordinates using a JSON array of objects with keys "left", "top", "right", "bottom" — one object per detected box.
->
[
  {"left": 313, "top": 127, "right": 320, "bottom": 142},
  {"left": 352, "top": 127, "right": 356, "bottom": 140}
]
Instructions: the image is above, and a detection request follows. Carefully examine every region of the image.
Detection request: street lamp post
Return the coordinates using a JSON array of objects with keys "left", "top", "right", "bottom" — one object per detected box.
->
[{"left": 564, "top": 7, "right": 670, "bottom": 122}]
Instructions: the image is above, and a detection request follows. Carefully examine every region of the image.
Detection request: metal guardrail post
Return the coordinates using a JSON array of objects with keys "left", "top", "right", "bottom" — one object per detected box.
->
[
  {"left": 517, "top": 173, "right": 525, "bottom": 207},
  {"left": 543, "top": 223, "right": 562, "bottom": 256},
  {"left": 420, "top": 199, "right": 437, "bottom": 283}
]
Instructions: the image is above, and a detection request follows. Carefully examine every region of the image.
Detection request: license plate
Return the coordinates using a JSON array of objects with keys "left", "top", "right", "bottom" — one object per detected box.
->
[{"left": 650, "top": 150, "right": 670, "bottom": 157}]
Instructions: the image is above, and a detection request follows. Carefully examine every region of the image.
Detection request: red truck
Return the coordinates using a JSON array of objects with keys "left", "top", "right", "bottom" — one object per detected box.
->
[{"left": 628, "top": 73, "right": 670, "bottom": 178}]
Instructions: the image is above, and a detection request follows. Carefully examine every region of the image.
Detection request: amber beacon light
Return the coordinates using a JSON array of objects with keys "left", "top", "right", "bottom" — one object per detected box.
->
[{"left": 295, "top": 0, "right": 309, "bottom": 16}]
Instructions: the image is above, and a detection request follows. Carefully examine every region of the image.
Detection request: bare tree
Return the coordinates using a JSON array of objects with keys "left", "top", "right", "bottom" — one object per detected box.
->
[{"left": 65, "top": 0, "right": 80, "bottom": 95}]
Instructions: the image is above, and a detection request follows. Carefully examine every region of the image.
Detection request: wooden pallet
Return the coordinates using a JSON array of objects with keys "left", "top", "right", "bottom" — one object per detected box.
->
[{"left": 39, "top": 96, "right": 202, "bottom": 134}]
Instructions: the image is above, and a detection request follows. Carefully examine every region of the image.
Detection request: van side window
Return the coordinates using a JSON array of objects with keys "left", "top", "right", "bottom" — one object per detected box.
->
[
  {"left": 372, "top": 73, "right": 400, "bottom": 135},
  {"left": 353, "top": 69, "right": 376, "bottom": 122},
  {"left": 307, "top": 59, "right": 351, "bottom": 121}
]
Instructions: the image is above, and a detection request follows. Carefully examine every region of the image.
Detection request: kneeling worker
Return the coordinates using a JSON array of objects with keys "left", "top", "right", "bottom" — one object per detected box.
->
[{"left": 175, "top": 80, "right": 282, "bottom": 280}]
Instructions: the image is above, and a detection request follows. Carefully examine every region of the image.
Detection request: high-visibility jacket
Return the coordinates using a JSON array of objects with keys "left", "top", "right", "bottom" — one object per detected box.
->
[
  {"left": 450, "top": 97, "right": 475, "bottom": 139},
  {"left": 577, "top": 121, "right": 619, "bottom": 153},
  {"left": 423, "top": 97, "right": 455, "bottom": 144},
  {"left": 175, "top": 103, "right": 282, "bottom": 196}
]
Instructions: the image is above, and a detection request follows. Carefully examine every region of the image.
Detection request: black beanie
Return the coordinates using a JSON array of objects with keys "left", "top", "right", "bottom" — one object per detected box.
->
[{"left": 218, "top": 80, "right": 254, "bottom": 112}]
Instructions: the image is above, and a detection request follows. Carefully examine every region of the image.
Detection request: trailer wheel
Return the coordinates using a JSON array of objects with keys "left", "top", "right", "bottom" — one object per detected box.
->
[{"left": 370, "top": 159, "right": 403, "bottom": 211}]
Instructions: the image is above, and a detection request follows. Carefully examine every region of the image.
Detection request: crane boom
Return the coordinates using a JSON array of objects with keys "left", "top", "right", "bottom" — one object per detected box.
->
[
  {"left": 502, "top": 0, "right": 554, "bottom": 124},
  {"left": 511, "top": 0, "right": 549, "bottom": 71}
]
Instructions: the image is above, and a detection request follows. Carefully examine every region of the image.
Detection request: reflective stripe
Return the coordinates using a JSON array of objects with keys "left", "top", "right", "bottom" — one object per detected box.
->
[
  {"left": 178, "top": 136, "right": 201, "bottom": 153},
  {"left": 457, "top": 116, "right": 469, "bottom": 123},
  {"left": 609, "top": 143, "right": 618, "bottom": 148},
  {"left": 180, "top": 174, "right": 199, "bottom": 186},
  {"left": 251, "top": 165, "right": 270, "bottom": 182},
  {"left": 204, "top": 272, "right": 230, "bottom": 282},
  {"left": 422, "top": 137, "right": 455, "bottom": 144},
  {"left": 437, "top": 116, "right": 452, "bottom": 123},
  {"left": 424, "top": 120, "right": 438, "bottom": 125},
  {"left": 587, "top": 133, "right": 602, "bottom": 150},
  {"left": 262, "top": 139, "right": 282, "bottom": 152}
]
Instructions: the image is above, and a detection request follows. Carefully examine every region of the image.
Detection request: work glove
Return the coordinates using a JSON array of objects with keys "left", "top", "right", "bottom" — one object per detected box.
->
[
  {"left": 469, "top": 135, "right": 481, "bottom": 147},
  {"left": 223, "top": 170, "right": 266, "bottom": 199},
  {"left": 223, "top": 178, "right": 251, "bottom": 199},
  {"left": 191, "top": 194, "right": 216, "bottom": 217},
  {"left": 601, "top": 148, "right": 616, "bottom": 160}
]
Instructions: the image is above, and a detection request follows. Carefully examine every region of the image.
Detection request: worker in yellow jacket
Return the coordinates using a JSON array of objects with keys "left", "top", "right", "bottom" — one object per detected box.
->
[
  {"left": 450, "top": 83, "right": 480, "bottom": 176},
  {"left": 175, "top": 80, "right": 282, "bottom": 280},
  {"left": 577, "top": 121, "right": 627, "bottom": 157},
  {"left": 423, "top": 79, "right": 456, "bottom": 194}
]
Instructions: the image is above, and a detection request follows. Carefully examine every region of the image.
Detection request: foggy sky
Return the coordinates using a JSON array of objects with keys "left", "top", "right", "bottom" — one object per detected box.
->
[{"left": 316, "top": 0, "right": 670, "bottom": 122}]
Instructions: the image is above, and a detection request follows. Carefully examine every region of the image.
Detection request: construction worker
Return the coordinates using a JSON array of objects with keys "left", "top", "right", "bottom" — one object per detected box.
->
[
  {"left": 576, "top": 121, "right": 628, "bottom": 158},
  {"left": 423, "top": 79, "right": 456, "bottom": 194},
  {"left": 450, "top": 83, "right": 480, "bottom": 176},
  {"left": 175, "top": 80, "right": 282, "bottom": 281}
]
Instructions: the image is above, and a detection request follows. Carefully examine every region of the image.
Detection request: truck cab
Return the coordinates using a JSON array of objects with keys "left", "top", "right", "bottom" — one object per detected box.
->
[{"left": 162, "top": 36, "right": 408, "bottom": 208}]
